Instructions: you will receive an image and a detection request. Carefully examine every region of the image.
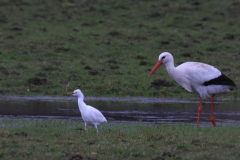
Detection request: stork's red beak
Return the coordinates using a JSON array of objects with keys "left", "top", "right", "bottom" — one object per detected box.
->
[
  {"left": 67, "top": 92, "right": 73, "bottom": 95},
  {"left": 148, "top": 61, "right": 163, "bottom": 77}
]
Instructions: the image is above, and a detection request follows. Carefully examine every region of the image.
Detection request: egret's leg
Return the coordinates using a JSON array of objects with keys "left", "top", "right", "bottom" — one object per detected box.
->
[
  {"left": 85, "top": 123, "right": 88, "bottom": 132},
  {"left": 197, "top": 97, "right": 203, "bottom": 127},
  {"left": 94, "top": 125, "right": 99, "bottom": 136},
  {"left": 210, "top": 94, "right": 217, "bottom": 126}
]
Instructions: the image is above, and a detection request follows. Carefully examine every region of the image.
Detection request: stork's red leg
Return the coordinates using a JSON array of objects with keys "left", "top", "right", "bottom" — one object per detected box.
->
[
  {"left": 197, "top": 97, "right": 202, "bottom": 127},
  {"left": 210, "top": 94, "right": 217, "bottom": 126}
]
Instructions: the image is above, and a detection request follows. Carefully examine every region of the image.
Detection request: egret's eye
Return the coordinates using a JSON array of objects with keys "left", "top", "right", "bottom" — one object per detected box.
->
[{"left": 161, "top": 56, "right": 166, "bottom": 60}]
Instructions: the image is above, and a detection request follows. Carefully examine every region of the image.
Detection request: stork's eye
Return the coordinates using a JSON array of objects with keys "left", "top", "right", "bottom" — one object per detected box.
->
[{"left": 161, "top": 56, "right": 166, "bottom": 60}]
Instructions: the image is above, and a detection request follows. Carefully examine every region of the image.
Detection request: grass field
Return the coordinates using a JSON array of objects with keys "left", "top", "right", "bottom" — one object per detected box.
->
[
  {"left": 0, "top": 119, "right": 240, "bottom": 160},
  {"left": 0, "top": 0, "right": 240, "bottom": 98},
  {"left": 1, "top": 1, "right": 239, "bottom": 159}
]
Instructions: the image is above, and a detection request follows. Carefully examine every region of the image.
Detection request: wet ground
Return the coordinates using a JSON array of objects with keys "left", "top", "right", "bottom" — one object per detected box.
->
[{"left": 0, "top": 96, "right": 240, "bottom": 125}]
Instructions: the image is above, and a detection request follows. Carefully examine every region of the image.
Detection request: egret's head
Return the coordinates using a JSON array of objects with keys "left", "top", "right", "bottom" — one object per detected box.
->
[{"left": 67, "top": 89, "right": 84, "bottom": 97}]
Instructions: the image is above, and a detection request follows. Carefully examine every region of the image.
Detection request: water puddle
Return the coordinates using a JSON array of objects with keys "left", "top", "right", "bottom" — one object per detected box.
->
[{"left": 0, "top": 96, "right": 240, "bottom": 125}]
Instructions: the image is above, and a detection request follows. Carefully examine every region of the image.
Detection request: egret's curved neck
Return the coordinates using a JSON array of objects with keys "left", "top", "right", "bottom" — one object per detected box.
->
[
  {"left": 78, "top": 94, "right": 84, "bottom": 101},
  {"left": 77, "top": 95, "right": 87, "bottom": 111}
]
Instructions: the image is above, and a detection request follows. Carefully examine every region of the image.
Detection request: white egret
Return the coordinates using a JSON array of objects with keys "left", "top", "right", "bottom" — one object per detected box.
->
[{"left": 67, "top": 89, "right": 107, "bottom": 135}]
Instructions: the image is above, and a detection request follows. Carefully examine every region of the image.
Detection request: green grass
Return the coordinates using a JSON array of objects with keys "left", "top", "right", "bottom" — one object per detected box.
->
[
  {"left": 0, "top": 119, "right": 240, "bottom": 160},
  {"left": 0, "top": 0, "right": 240, "bottom": 98}
]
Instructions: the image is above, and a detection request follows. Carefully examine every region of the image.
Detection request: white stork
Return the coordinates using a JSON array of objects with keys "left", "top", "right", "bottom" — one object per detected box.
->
[
  {"left": 148, "top": 52, "right": 237, "bottom": 127},
  {"left": 67, "top": 89, "right": 107, "bottom": 135}
]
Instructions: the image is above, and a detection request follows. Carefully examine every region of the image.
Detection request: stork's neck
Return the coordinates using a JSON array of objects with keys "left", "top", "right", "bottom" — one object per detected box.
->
[
  {"left": 77, "top": 96, "right": 87, "bottom": 111},
  {"left": 165, "top": 61, "right": 177, "bottom": 79}
]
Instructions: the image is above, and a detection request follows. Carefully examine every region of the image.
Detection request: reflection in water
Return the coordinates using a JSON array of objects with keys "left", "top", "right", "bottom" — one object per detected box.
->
[{"left": 0, "top": 96, "right": 240, "bottom": 125}]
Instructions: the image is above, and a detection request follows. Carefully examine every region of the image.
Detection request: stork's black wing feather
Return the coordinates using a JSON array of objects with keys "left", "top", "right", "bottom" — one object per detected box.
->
[{"left": 203, "top": 73, "right": 236, "bottom": 89}]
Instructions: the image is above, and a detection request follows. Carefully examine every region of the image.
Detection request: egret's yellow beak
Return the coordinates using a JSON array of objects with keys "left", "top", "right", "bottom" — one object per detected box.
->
[{"left": 67, "top": 92, "right": 73, "bottom": 95}]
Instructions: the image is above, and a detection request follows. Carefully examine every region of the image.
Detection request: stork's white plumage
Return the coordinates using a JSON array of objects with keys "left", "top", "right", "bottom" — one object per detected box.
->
[
  {"left": 148, "top": 52, "right": 237, "bottom": 127},
  {"left": 67, "top": 89, "right": 107, "bottom": 135}
]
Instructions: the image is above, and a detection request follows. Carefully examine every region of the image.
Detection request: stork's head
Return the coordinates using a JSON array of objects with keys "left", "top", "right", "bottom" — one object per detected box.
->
[
  {"left": 67, "top": 89, "right": 84, "bottom": 98},
  {"left": 158, "top": 52, "right": 173, "bottom": 64},
  {"left": 148, "top": 52, "right": 173, "bottom": 77}
]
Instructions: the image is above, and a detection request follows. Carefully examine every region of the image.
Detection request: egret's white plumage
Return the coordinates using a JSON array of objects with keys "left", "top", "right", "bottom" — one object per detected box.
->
[
  {"left": 149, "top": 52, "right": 237, "bottom": 127},
  {"left": 68, "top": 89, "right": 107, "bottom": 135}
]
